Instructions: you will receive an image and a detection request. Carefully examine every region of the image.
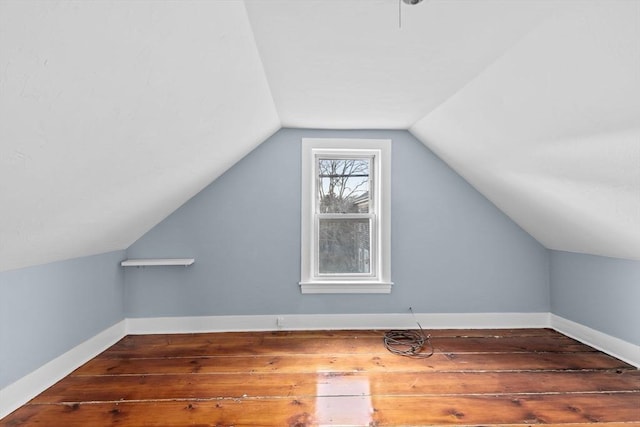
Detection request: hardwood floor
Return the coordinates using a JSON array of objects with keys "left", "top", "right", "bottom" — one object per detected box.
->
[{"left": 2, "top": 328, "right": 638, "bottom": 426}]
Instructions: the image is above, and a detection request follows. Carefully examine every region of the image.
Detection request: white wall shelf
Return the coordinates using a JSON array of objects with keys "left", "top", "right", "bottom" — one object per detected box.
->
[{"left": 120, "top": 258, "right": 195, "bottom": 267}]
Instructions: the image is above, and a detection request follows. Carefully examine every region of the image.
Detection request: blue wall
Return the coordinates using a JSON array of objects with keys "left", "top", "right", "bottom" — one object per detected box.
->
[
  {"left": 550, "top": 250, "right": 640, "bottom": 345},
  {"left": 2, "top": 129, "right": 638, "bottom": 394},
  {"left": 125, "top": 129, "right": 549, "bottom": 317},
  {"left": 0, "top": 250, "right": 125, "bottom": 389}
]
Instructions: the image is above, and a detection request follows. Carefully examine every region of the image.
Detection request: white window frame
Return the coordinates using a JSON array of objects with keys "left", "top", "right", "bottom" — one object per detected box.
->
[{"left": 300, "top": 138, "right": 392, "bottom": 294}]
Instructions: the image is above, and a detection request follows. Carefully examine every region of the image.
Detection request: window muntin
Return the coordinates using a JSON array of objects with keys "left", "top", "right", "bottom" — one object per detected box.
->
[{"left": 300, "top": 138, "right": 392, "bottom": 294}]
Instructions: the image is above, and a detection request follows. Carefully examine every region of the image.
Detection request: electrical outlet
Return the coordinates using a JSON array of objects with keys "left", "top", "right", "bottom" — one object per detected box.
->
[{"left": 276, "top": 316, "right": 285, "bottom": 328}]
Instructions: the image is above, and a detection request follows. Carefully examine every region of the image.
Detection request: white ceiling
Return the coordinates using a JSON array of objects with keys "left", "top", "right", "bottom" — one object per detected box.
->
[
  {"left": 245, "top": 0, "right": 556, "bottom": 129},
  {"left": 0, "top": 0, "right": 638, "bottom": 272}
]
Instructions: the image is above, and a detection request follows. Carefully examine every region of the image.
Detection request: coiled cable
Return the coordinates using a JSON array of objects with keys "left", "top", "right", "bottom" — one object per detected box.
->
[{"left": 383, "top": 308, "right": 434, "bottom": 358}]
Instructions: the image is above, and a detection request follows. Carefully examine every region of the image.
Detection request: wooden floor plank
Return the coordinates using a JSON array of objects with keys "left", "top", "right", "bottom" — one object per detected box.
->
[
  {"left": 115, "top": 328, "right": 562, "bottom": 343},
  {"left": 99, "top": 334, "right": 594, "bottom": 358},
  {"left": 74, "top": 350, "right": 632, "bottom": 376},
  {"left": 4, "top": 393, "right": 639, "bottom": 427},
  {"left": 370, "top": 393, "right": 640, "bottom": 425},
  {"left": 31, "top": 370, "right": 640, "bottom": 404}
]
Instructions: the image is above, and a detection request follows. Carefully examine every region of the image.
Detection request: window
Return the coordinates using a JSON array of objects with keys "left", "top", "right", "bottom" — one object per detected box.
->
[{"left": 300, "top": 138, "right": 392, "bottom": 294}]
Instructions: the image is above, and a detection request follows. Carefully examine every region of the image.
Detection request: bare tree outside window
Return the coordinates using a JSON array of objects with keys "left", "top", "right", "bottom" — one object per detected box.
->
[
  {"left": 317, "top": 158, "right": 372, "bottom": 274},
  {"left": 318, "top": 159, "right": 370, "bottom": 213}
]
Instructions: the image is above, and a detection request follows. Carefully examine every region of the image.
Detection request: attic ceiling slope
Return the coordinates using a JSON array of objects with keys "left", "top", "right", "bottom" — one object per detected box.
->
[
  {"left": 0, "top": 0, "right": 280, "bottom": 272},
  {"left": 411, "top": 0, "right": 640, "bottom": 261},
  {"left": 245, "top": 0, "right": 556, "bottom": 129}
]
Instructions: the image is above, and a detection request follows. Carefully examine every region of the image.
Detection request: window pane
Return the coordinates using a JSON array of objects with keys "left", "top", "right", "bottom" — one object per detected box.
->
[
  {"left": 318, "top": 158, "right": 370, "bottom": 213},
  {"left": 318, "top": 218, "right": 370, "bottom": 274}
]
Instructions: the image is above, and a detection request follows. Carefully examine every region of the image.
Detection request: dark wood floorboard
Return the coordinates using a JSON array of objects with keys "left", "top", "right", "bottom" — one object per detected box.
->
[{"left": 2, "top": 328, "right": 638, "bottom": 426}]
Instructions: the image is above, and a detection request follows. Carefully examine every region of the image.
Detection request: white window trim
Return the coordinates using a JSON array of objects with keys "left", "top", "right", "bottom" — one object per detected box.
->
[{"left": 300, "top": 138, "right": 392, "bottom": 294}]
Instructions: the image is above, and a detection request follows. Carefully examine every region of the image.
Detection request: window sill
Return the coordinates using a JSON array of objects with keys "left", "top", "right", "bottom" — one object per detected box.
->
[{"left": 299, "top": 281, "right": 393, "bottom": 294}]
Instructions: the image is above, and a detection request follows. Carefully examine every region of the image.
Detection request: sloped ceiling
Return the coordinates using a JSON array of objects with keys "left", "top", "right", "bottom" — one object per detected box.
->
[
  {"left": 0, "top": 0, "right": 638, "bottom": 272},
  {"left": 411, "top": 1, "right": 640, "bottom": 260},
  {"left": 0, "top": 0, "right": 280, "bottom": 271}
]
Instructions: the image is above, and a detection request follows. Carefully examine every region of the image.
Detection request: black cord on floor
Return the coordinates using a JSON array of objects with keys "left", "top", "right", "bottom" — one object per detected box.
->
[{"left": 383, "top": 307, "right": 434, "bottom": 358}]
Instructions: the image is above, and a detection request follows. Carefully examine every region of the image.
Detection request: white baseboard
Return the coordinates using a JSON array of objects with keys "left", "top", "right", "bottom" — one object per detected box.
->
[
  {"left": 550, "top": 314, "right": 639, "bottom": 368},
  {"left": 125, "top": 312, "right": 550, "bottom": 334},
  {"left": 2, "top": 312, "right": 636, "bottom": 420},
  {"left": 0, "top": 320, "right": 126, "bottom": 419}
]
